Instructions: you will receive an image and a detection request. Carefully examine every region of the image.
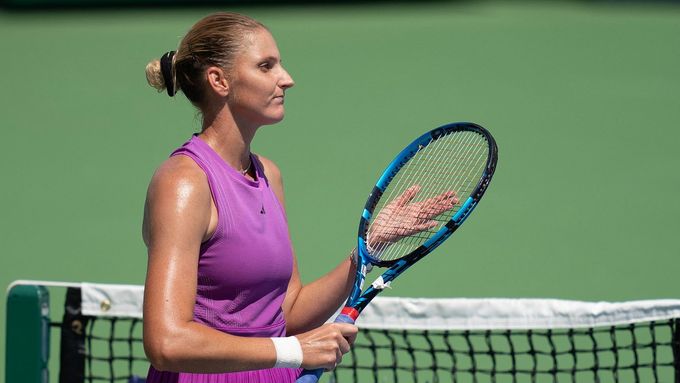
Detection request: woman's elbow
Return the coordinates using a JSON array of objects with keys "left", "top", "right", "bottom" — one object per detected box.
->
[{"left": 144, "top": 331, "right": 183, "bottom": 372}]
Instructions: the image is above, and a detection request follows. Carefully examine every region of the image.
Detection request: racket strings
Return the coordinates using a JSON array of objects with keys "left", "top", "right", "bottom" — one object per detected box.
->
[
  {"left": 367, "top": 131, "right": 489, "bottom": 262},
  {"left": 374, "top": 135, "right": 485, "bottom": 259},
  {"left": 376, "top": 133, "right": 470, "bottom": 231},
  {"left": 386, "top": 133, "right": 485, "bottom": 256}
]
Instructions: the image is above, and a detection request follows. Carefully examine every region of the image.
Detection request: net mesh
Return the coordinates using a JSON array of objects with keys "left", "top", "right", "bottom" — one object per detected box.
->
[
  {"left": 367, "top": 130, "right": 489, "bottom": 262},
  {"left": 56, "top": 287, "right": 147, "bottom": 382},
  {"left": 330, "top": 321, "right": 680, "bottom": 383},
  {"left": 23, "top": 284, "right": 680, "bottom": 383},
  {"left": 57, "top": 315, "right": 680, "bottom": 383},
  {"left": 55, "top": 317, "right": 147, "bottom": 382}
]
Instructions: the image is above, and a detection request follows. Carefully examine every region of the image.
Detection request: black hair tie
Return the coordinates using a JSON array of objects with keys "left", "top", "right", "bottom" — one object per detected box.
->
[{"left": 160, "top": 51, "right": 176, "bottom": 97}]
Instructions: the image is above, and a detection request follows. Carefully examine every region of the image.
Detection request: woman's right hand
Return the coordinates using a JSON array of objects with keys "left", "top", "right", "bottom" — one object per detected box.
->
[{"left": 295, "top": 323, "right": 358, "bottom": 371}]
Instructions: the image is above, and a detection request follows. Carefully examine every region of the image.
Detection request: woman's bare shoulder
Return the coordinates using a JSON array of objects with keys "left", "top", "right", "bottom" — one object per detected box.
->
[
  {"left": 254, "top": 154, "right": 282, "bottom": 183},
  {"left": 254, "top": 154, "right": 286, "bottom": 208},
  {"left": 148, "top": 155, "right": 208, "bottom": 194},
  {"left": 143, "top": 155, "right": 212, "bottom": 246}
]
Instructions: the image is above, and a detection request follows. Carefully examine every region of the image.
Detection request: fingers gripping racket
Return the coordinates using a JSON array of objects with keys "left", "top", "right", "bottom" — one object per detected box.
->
[{"left": 296, "top": 122, "right": 498, "bottom": 383}]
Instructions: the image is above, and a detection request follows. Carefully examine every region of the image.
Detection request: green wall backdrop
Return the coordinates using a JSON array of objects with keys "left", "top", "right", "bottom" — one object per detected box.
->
[{"left": 2, "top": 1, "right": 679, "bottom": 379}]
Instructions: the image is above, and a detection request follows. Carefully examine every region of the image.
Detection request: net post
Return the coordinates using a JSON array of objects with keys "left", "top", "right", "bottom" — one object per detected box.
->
[{"left": 5, "top": 283, "right": 50, "bottom": 383}]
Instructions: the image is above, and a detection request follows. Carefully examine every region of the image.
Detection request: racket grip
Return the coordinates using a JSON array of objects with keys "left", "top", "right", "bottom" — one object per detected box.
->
[
  {"left": 295, "top": 312, "right": 357, "bottom": 383},
  {"left": 334, "top": 312, "right": 357, "bottom": 324},
  {"left": 295, "top": 368, "right": 324, "bottom": 383}
]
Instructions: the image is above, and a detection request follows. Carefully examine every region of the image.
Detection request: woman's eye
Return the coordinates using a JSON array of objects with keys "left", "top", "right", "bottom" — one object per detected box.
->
[{"left": 259, "top": 62, "right": 272, "bottom": 71}]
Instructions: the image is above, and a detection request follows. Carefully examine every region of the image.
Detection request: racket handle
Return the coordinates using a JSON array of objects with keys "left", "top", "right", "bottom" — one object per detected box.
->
[
  {"left": 334, "top": 312, "right": 357, "bottom": 324},
  {"left": 295, "top": 312, "right": 357, "bottom": 383},
  {"left": 295, "top": 368, "right": 324, "bottom": 383}
]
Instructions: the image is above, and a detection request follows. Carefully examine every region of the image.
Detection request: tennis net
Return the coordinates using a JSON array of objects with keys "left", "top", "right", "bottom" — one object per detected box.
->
[{"left": 6, "top": 281, "right": 680, "bottom": 383}]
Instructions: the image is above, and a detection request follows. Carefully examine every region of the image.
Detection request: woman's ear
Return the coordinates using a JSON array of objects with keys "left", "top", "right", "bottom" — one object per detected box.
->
[{"left": 206, "top": 66, "right": 230, "bottom": 97}]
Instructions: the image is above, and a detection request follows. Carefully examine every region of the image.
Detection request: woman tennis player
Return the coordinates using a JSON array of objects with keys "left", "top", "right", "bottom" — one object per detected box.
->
[
  {"left": 142, "top": 11, "right": 455, "bottom": 383},
  {"left": 142, "top": 12, "right": 359, "bottom": 382}
]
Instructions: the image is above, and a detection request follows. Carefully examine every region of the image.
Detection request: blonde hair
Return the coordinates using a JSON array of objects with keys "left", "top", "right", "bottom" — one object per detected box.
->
[{"left": 145, "top": 12, "right": 266, "bottom": 106}]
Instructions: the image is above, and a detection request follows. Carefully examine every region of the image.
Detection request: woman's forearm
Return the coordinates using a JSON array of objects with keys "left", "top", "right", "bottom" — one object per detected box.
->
[
  {"left": 144, "top": 321, "right": 276, "bottom": 373},
  {"left": 285, "top": 252, "right": 357, "bottom": 335}
]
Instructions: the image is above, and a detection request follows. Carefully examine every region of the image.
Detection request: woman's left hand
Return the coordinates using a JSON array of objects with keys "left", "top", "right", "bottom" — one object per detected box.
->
[{"left": 367, "top": 184, "right": 458, "bottom": 250}]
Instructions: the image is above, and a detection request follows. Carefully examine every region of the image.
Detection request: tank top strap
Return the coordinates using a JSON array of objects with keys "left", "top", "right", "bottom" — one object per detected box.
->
[{"left": 251, "top": 154, "right": 269, "bottom": 188}]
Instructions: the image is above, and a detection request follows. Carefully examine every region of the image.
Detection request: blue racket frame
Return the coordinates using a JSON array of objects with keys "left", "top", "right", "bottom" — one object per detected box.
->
[
  {"left": 349, "top": 122, "right": 497, "bottom": 313},
  {"left": 296, "top": 122, "right": 497, "bottom": 383}
]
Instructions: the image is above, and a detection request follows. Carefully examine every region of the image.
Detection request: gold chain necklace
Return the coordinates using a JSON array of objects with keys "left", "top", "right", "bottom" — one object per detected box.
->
[{"left": 240, "top": 157, "right": 252, "bottom": 175}]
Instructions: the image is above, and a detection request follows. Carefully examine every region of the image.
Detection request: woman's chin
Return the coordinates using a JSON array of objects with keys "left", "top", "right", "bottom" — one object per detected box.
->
[{"left": 261, "top": 112, "right": 285, "bottom": 126}]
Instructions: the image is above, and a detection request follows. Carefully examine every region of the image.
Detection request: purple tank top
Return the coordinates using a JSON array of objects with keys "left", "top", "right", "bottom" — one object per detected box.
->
[{"left": 146, "top": 135, "right": 299, "bottom": 383}]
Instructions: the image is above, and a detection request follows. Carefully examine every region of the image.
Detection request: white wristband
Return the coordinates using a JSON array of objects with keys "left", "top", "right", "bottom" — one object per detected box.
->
[{"left": 270, "top": 336, "right": 303, "bottom": 369}]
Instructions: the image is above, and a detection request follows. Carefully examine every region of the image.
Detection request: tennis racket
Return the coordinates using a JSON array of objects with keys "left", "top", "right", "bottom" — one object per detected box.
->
[{"left": 296, "top": 122, "right": 498, "bottom": 383}]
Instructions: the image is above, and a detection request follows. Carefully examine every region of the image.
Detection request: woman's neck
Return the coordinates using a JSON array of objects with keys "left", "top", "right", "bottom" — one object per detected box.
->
[{"left": 200, "top": 109, "right": 257, "bottom": 174}]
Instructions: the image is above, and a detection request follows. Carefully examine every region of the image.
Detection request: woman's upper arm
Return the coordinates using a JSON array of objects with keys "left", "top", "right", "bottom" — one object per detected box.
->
[{"left": 142, "top": 156, "right": 212, "bottom": 354}]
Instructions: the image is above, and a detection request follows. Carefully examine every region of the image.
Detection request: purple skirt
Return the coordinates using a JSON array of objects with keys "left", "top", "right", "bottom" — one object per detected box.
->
[{"left": 146, "top": 365, "right": 301, "bottom": 383}]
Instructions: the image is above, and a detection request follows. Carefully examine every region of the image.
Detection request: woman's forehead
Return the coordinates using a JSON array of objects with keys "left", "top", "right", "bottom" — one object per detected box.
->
[{"left": 240, "top": 28, "right": 280, "bottom": 60}]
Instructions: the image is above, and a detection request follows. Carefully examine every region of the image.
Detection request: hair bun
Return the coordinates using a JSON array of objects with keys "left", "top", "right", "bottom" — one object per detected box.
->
[
  {"left": 145, "top": 59, "right": 167, "bottom": 93},
  {"left": 145, "top": 51, "right": 177, "bottom": 96}
]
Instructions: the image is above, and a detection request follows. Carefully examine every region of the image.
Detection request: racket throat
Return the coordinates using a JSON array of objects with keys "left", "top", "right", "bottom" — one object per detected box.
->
[{"left": 370, "top": 275, "right": 392, "bottom": 290}]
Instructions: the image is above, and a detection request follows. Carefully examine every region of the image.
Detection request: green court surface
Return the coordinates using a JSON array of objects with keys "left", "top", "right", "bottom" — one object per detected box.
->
[{"left": 1, "top": 1, "right": 679, "bottom": 380}]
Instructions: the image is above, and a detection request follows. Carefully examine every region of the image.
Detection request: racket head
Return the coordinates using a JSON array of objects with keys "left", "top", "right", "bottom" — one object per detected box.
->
[
  {"left": 297, "top": 123, "right": 496, "bottom": 383},
  {"left": 357, "top": 122, "right": 497, "bottom": 268}
]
